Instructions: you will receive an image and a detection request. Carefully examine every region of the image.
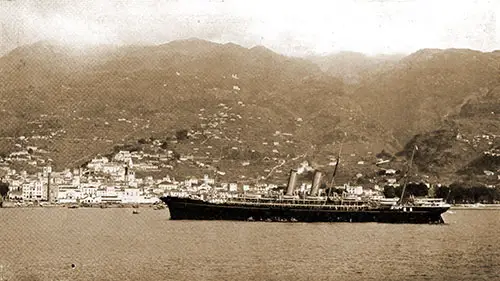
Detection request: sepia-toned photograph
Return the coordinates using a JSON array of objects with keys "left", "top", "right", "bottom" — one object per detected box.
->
[{"left": 0, "top": 0, "right": 499, "bottom": 280}]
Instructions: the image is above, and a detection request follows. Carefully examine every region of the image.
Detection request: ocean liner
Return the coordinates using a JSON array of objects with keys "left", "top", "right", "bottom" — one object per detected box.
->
[
  {"left": 160, "top": 173, "right": 449, "bottom": 224},
  {"left": 160, "top": 147, "right": 451, "bottom": 224}
]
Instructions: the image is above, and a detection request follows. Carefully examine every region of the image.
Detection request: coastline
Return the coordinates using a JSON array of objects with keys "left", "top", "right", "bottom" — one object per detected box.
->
[
  {"left": 3, "top": 201, "right": 500, "bottom": 210},
  {"left": 450, "top": 204, "right": 500, "bottom": 210},
  {"left": 0, "top": 201, "right": 165, "bottom": 209}
]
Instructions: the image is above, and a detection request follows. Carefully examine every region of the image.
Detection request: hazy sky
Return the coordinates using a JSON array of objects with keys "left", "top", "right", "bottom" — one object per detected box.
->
[{"left": 0, "top": 0, "right": 498, "bottom": 56}]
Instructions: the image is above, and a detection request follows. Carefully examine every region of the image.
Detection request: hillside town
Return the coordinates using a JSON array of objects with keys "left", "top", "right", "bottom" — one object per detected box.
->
[
  {"left": 1, "top": 144, "right": 395, "bottom": 206},
  {"left": 1, "top": 129, "right": 499, "bottom": 206},
  {"left": 0, "top": 113, "right": 498, "bottom": 206},
  {"left": 1, "top": 149, "right": 221, "bottom": 205},
  {"left": 0, "top": 93, "right": 498, "bottom": 206}
]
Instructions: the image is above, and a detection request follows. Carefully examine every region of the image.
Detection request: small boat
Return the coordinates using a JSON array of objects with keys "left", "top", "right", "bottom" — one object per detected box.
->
[{"left": 132, "top": 209, "right": 140, "bottom": 214}]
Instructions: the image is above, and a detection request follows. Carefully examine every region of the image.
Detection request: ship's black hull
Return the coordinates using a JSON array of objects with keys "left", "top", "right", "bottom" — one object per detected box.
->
[{"left": 160, "top": 196, "right": 450, "bottom": 224}]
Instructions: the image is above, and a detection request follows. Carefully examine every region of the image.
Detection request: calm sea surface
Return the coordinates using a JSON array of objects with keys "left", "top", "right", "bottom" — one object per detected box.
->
[{"left": 0, "top": 208, "right": 499, "bottom": 281}]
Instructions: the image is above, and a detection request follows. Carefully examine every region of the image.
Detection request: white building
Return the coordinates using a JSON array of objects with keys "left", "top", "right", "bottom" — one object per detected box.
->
[
  {"left": 133, "top": 162, "right": 159, "bottom": 171},
  {"left": 122, "top": 188, "right": 141, "bottom": 203},
  {"left": 81, "top": 185, "right": 99, "bottom": 198},
  {"left": 344, "top": 184, "right": 363, "bottom": 195},
  {"left": 158, "top": 182, "right": 178, "bottom": 191},
  {"left": 114, "top": 151, "right": 133, "bottom": 164},
  {"left": 87, "top": 157, "right": 109, "bottom": 170},
  {"left": 56, "top": 185, "right": 82, "bottom": 203},
  {"left": 22, "top": 180, "right": 46, "bottom": 201},
  {"left": 101, "top": 163, "right": 125, "bottom": 176},
  {"left": 203, "top": 174, "right": 215, "bottom": 185},
  {"left": 228, "top": 183, "right": 238, "bottom": 192}
]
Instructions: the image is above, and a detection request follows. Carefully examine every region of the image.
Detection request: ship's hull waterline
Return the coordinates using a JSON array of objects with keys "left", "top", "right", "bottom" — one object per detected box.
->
[{"left": 160, "top": 197, "right": 449, "bottom": 224}]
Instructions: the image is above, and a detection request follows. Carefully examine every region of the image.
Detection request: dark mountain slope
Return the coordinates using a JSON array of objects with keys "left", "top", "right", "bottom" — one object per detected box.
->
[
  {"left": 1, "top": 39, "right": 386, "bottom": 171},
  {"left": 353, "top": 48, "right": 500, "bottom": 143}
]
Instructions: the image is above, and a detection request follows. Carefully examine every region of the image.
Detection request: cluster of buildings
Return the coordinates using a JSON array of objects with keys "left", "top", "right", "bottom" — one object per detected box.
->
[
  {"left": 3, "top": 144, "right": 51, "bottom": 167},
  {"left": 2, "top": 147, "right": 387, "bottom": 205},
  {"left": 0, "top": 106, "right": 424, "bottom": 204},
  {"left": 0, "top": 149, "right": 289, "bottom": 204},
  {"left": 1, "top": 149, "right": 173, "bottom": 204},
  {"left": 3, "top": 162, "right": 160, "bottom": 204}
]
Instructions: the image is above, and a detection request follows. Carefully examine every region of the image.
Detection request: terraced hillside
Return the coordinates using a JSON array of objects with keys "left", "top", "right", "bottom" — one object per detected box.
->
[{"left": 0, "top": 40, "right": 498, "bottom": 186}]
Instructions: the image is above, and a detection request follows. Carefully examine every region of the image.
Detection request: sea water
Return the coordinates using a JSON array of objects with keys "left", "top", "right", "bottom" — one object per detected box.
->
[{"left": 0, "top": 208, "right": 498, "bottom": 281}]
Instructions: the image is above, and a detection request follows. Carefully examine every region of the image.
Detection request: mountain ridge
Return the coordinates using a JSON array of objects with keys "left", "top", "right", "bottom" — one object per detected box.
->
[{"left": 0, "top": 39, "right": 498, "bottom": 186}]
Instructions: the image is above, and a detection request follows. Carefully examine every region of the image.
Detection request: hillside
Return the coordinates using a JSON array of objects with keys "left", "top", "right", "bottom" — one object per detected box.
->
[
  {"left": 398, "top": 85, "right": 500, "bottom": 185},
  {"left": 351, "top": 48, "right": 500, "bottom": 143},
  {"left": 0, "top": 39, "right": 394, "bottom": 181},
  {"left": 0, "top": 40, "right": 498, "bottom": 186},
  {"left": 308, "top": 48, "right": 499, "bottom": 186}
]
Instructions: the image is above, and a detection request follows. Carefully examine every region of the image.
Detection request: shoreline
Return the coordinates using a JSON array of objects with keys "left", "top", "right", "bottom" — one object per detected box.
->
[
  {"left": 0, "top": 201, "right": 165, "bottom": 209},
  {"left": 450, "top": 204, "right": 500, "bottom": 210},
  {"left": 2, "top": 201, "right": 500, "bottom": 210}
]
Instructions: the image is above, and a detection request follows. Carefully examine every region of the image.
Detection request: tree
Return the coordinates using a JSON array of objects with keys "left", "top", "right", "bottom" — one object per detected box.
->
[
  {"left": 406, "top": 183, "right": 428, "bottom": 197},
  {"left": 435, "top": 185, "right": 450, "bottom": 200},
  {"left": 160, "top": 142, "right": 169, "bottom": 150},
  {"left": 383, "top": 186, "right": 396, "bottom": 198},
  {"left": 172, "top": 150, "right": 181, "bottom": 160},
  {"left": 0, "top": 181, "right": 9, "bottom": 199},
  {"left": 175, "top": 129, "right": 189, "bottom": 141},
  {"left": 434, "top": 183, "right": 500, "bottom": 204}
]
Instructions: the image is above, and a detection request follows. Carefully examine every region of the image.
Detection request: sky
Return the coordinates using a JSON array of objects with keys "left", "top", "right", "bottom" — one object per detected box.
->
[{"left": 0, "top": 0, "right": 498, "bottom": 57}]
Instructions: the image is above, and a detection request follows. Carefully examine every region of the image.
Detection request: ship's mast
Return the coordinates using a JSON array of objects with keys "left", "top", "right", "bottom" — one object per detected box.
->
[
  {"left": 330, "top": 146, "right": 341, "bottom": 186},
  {"left": 399, "top": 145, "right": 417, "bottom": 205},
  {"left": 328, "top": 143, "right": 343, "bottom": 197}
]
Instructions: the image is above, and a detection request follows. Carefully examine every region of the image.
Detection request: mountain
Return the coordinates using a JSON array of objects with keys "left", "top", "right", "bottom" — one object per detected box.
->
[
  {"left": 309, "top": 48, "right": 499, "bottom": 186},
  {"left": 398, "top": 84, "right": 500, "bottom": 185},
  {"left": 0, "top": 40, "right": 117, "bottom": 89},
  {"left": 0, "top": 39, "right": 393, "bottom": 178},
  {"left": 352, "top": 48, "right": 500, "bottom": 143},
  {"left": 308, "top": 51, "right": 402, "bottom": 84},
  {"left": 0, "top": 40, "right": 498, "bottom": 186}
]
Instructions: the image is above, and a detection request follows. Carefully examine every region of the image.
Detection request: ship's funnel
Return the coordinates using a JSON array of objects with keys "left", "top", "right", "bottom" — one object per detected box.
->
[
  {"left": 286, "top": 170, "right": 298, "bottom": 196},
  {"left": 310, "top": 171, "right": 322, "bottom": 196}
]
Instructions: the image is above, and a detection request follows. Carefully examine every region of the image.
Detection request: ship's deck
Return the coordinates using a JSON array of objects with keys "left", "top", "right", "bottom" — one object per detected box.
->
[{"left": 222, "top": 200, "right": 375, "bottom": 210}]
